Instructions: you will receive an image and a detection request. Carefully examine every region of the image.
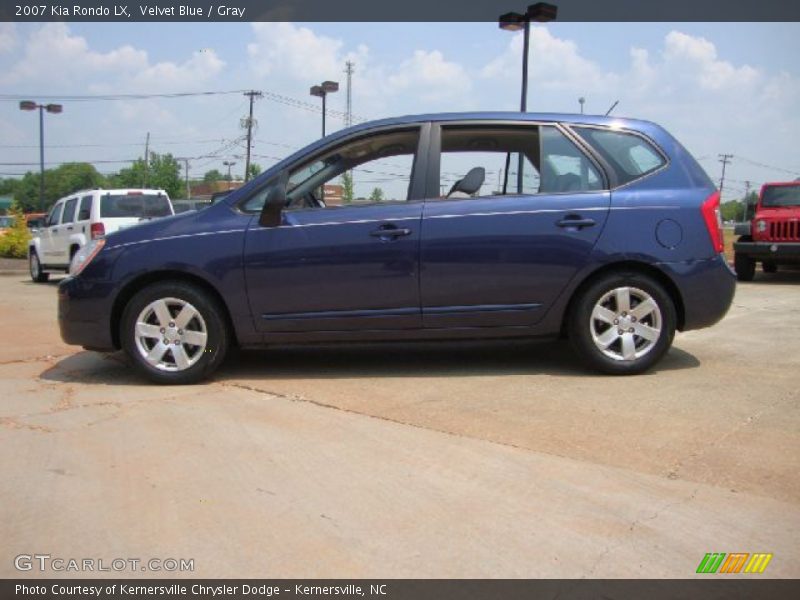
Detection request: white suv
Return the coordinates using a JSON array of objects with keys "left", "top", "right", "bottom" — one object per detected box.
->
[{"left": 29, "top": 188, "right": 174, "bottom": 282}]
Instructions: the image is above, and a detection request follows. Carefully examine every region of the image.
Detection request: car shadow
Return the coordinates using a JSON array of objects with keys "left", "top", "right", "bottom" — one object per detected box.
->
[
  {"left": 743, "top": 268, "right": 800, "bottom": 286},
  {"left": 40, "top": 339, "right": 700, "bottom": 386}
]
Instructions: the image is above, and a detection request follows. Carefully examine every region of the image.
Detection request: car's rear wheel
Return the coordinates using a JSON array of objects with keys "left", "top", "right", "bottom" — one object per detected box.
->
[
  {"left": 762, "top": 261, "right": 778, "bottom": 274},
  {"left": 29, "top": 250, "right": 49, "bottom": 283},
  {"left": 734, "top": 253, "right": 755, "bottom": 281},
  {"left": 121, "top": 282, "right": 229, "bottom": 384},
  {"left": 568, "top": 272, "right": 676, "bottom": 375}
]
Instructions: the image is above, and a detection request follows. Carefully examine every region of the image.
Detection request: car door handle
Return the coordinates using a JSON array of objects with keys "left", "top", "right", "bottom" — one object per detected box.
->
[
  {"left": 369, "top": 226, "right": 411, "bottom": 239},
  {"left": 66, "top": 226, "right": 74, "bottom": 231},
  {"left": 556, "top": 216, "right": 596, "bottom": 230}
]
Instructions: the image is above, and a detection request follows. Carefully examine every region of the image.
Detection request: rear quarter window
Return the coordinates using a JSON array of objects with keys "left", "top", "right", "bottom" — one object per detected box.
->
[
  {"left": 100, "top": 194, "right": 172, "bottom": 218},
  {"left": 573, "top": 127, "right": 667, "bottom": 186}
]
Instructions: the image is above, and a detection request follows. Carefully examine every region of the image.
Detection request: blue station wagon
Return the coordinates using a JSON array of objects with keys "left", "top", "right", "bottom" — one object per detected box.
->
[{"left": 58, "top": 112, "right": 736, "bottom": 384}]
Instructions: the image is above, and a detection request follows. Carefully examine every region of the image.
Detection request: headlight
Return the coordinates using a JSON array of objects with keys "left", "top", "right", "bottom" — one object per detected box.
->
[
  {"left": 756, "top": 220, "right": 767, "bottom": 233},
  {"left": 69, "top": 238, "right": 106, "bottom": 276}
]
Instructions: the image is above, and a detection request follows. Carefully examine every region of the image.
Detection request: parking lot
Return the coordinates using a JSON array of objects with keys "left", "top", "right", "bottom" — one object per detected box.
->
[{"left": 1, "top": 269, "right": 799, "bottom": 578}]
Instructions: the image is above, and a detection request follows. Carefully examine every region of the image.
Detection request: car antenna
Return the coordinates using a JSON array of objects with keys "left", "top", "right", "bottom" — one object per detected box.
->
[{"left": 605, "top": 100, "right": 619, "bottom": 116}]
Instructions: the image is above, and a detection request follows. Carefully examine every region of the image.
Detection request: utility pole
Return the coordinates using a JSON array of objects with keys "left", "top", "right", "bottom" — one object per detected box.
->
[
  {"left": 242, "top": 90, "right": 262, "bottom": 182},
  {"left": 176, "top": 158, "right": 190, "bottom": 199},
  {"left": 742, "top": 179, "right": 752, "bottom": 222},
  {"left": 143, "top": 132, "right": 150, "bottom": 188},
  {"left": 344, "top": 61, "right": 354, "bottom": 127},
  {"left": 718, "top": 153, "right": 733, "bottom": 201}
]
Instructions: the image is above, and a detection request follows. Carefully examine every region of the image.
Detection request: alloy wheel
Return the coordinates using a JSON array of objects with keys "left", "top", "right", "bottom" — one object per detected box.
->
[
  {"left": 133, "top": 297, "right": 208, "bottom": 372},
  {"left": 589, "top": 286, "right": 662, "bottom": 362}
]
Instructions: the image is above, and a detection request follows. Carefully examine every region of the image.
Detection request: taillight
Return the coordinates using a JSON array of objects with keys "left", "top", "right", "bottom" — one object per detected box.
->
[
  {"left": 90, "top": 222, "right": 105, "bottom": 240},
  {"left": 701, "top": 191, "right": 724, "bottom": 253}
]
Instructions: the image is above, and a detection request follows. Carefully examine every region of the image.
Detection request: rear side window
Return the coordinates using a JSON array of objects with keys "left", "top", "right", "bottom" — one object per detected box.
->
[
  {"left": 573, "top": 127, "right": 666, "bottom": 186},
  {"left": 62, "top": 197, "right": 78, "bottom": 223},
  {"left": 100, "top": 194, "right": 172, "bottom": 218},
  {"left": 78, "top": 195, "right": 93, "bottom": 221}
]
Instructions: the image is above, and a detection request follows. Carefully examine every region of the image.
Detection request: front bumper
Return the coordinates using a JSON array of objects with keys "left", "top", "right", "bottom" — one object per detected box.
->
[
  {"left": 58, "top": 276, "right": 116, "bottom": 351},
  {"left": 733, "top": 241, "right": 800, "bottom": 263}
]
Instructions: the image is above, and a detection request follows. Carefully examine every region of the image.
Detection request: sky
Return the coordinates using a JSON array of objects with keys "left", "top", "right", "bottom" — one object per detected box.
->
[{"left": 1, "top": 21, "right": 799, "bottom": 202}]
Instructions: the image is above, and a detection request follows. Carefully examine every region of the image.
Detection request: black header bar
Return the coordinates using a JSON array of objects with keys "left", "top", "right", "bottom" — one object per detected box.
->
[{"left": 2, "top": 0, "right": 800, "bottom": 22}]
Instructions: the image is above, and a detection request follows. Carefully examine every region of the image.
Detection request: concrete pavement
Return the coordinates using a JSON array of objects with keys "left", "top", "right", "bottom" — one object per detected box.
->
[{"left": 1, "top": 272, "right": 798, "bottom": 578}]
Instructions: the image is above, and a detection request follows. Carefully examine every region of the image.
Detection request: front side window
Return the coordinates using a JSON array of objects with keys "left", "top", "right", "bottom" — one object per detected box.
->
[
  {"left": 572, "top": 127, "right": 666, "bottom": 186},
  {"left": 437, "top": 124, "right": 602, "bottom": 199},
  {"left": 46, "top": 202, "right": 63, "bottom": 227},
  {"left": 242, "top": 128, "right": 420, "bottom": 213}
]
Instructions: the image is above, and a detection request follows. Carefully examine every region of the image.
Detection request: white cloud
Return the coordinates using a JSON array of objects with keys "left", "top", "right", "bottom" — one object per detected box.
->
[
  {"left": 0, "top": 23, "right": 17, "bottom": 54},
  {"left": 482, "top": 28, "right": 617, "bottom": 93},
  {"left": 386, "top": 50, "right": 471, "bottom": 102},
  {"left": 248, "top": 22, "right": 367, "bottom": 82},
  {"left": 661, "top": 31, "right": 759, "bottom": 91},
  {"left": 3, "top": 23, "right": 224, "bottom": 92}
]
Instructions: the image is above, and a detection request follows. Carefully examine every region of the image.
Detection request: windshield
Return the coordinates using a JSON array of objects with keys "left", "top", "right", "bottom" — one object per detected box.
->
[
  {"left": 761, "top": 184, "right": 800, "bottom": 208},
  {"left": 100, "top": 193, "right": 172, "bottom": 218}
]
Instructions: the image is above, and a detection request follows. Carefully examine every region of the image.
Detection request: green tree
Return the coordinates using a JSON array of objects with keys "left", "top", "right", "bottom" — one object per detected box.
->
[
  {"left": 0, "top": 177, "right": 19, "bottom": 197},
  {"left": 720, "top": 200, "right": 743, "bottom": 222},
  {"left": 203, "top": 169, "right": 223, "bottom": 183},
  {"left": 341, "top": 171, "right": 354, "bottom": 204},
  {"left": 110, "top": 152, "right": 183, "bottom": 199},
  {"left": 247, "top": 163, "right": 262, "bottom": 181},
  {"left": 14, "top": 163, "right": 106, "bottom": 212},
  {"left": 0, "top": 202, "right": 32, "bottom": 258},
  {"left": 369, "top": 187, "right": 384, "bottom": 202}
]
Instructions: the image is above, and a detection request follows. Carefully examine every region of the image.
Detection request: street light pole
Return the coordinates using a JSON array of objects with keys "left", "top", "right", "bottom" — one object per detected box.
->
[
  {"left": 223, "top": 160, "right": 236, "bottom": 191},
  {"left": 499, "top": 3, "right": 558, "bottom": 194},
  {"left": 20, "top": 100, "right": 63, "bottom": 212},
  {"left": 310, "top": 80, "right": 339, "bottom": 138},
  {"left": 310, "top": 80, "right": 339, "bottom": 202},
  {"left": 322, "top": 93, "right": 326, "bottom": 138},
  {"left": 39, "top": 105, "right": 45, "bottom": 212}
]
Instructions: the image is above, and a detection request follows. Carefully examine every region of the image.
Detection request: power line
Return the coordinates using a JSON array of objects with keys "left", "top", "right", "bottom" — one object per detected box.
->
[
  {"left": 734, "top": 156, "right": 800, "bottom": 177},
  {"left": 0, "top": 90, "right": 250, "bottom": 102},
  {"left": 0, "top": 138, "right": 237, "bottom": 149}
]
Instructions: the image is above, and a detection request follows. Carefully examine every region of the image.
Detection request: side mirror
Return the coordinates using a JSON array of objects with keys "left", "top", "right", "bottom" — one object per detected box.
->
[{"left": 259, "top": 171, "right": 289, "bottom": 228}]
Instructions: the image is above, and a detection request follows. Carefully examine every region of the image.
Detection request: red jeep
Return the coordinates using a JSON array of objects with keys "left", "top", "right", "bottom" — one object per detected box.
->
[{"left": 734, "top": 181, "right": 800, "bottom": 281}]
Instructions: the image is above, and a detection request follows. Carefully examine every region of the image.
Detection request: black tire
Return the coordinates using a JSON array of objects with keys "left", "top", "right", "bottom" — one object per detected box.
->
[
  {"left": 762, "top": 262, "right": 778, "bottom": 274},
  {"left": 568, "top": 271, "right": 677, "bottom": 375},
  {"left": 734, "top": 253, "right": 755, "bottom": 281},
  {"left": 120, "top": 281, "right": 230, "bottom": 384},
  {"left": 29, "top": 250, "right": 49, "bottom": 283}
]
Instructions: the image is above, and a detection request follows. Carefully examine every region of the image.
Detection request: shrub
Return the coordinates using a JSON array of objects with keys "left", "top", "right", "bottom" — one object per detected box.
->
[{"left": 0, "top": 204, "right": 32, "bottom": 259}]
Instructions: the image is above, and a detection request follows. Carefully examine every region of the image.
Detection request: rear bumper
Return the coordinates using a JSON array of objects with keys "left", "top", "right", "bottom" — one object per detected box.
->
[
  {"left": 58, "top": 276, "right": 116, "bottom": 351},
  {"left": 733, "top": 241, "right": 800, "bottom": 263},
  {"left": 661, "top": 254, "right": 736, "bottom": 331}
]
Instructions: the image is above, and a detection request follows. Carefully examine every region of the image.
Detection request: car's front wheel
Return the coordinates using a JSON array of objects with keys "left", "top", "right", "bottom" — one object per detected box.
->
[
  {"left": 121, "top": 282, "right": 230, "bottom": 384},
  {"left": 568, "top": 272, "right": 676, "bottom": 375},
  {"left": 29, "top": 250, "right": 49, "bottom": 283}
]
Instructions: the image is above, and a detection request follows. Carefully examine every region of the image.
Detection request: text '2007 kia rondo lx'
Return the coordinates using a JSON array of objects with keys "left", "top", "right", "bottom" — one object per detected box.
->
[{"left": 58, "top": 113, "right": 735, "bottom": 384}]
